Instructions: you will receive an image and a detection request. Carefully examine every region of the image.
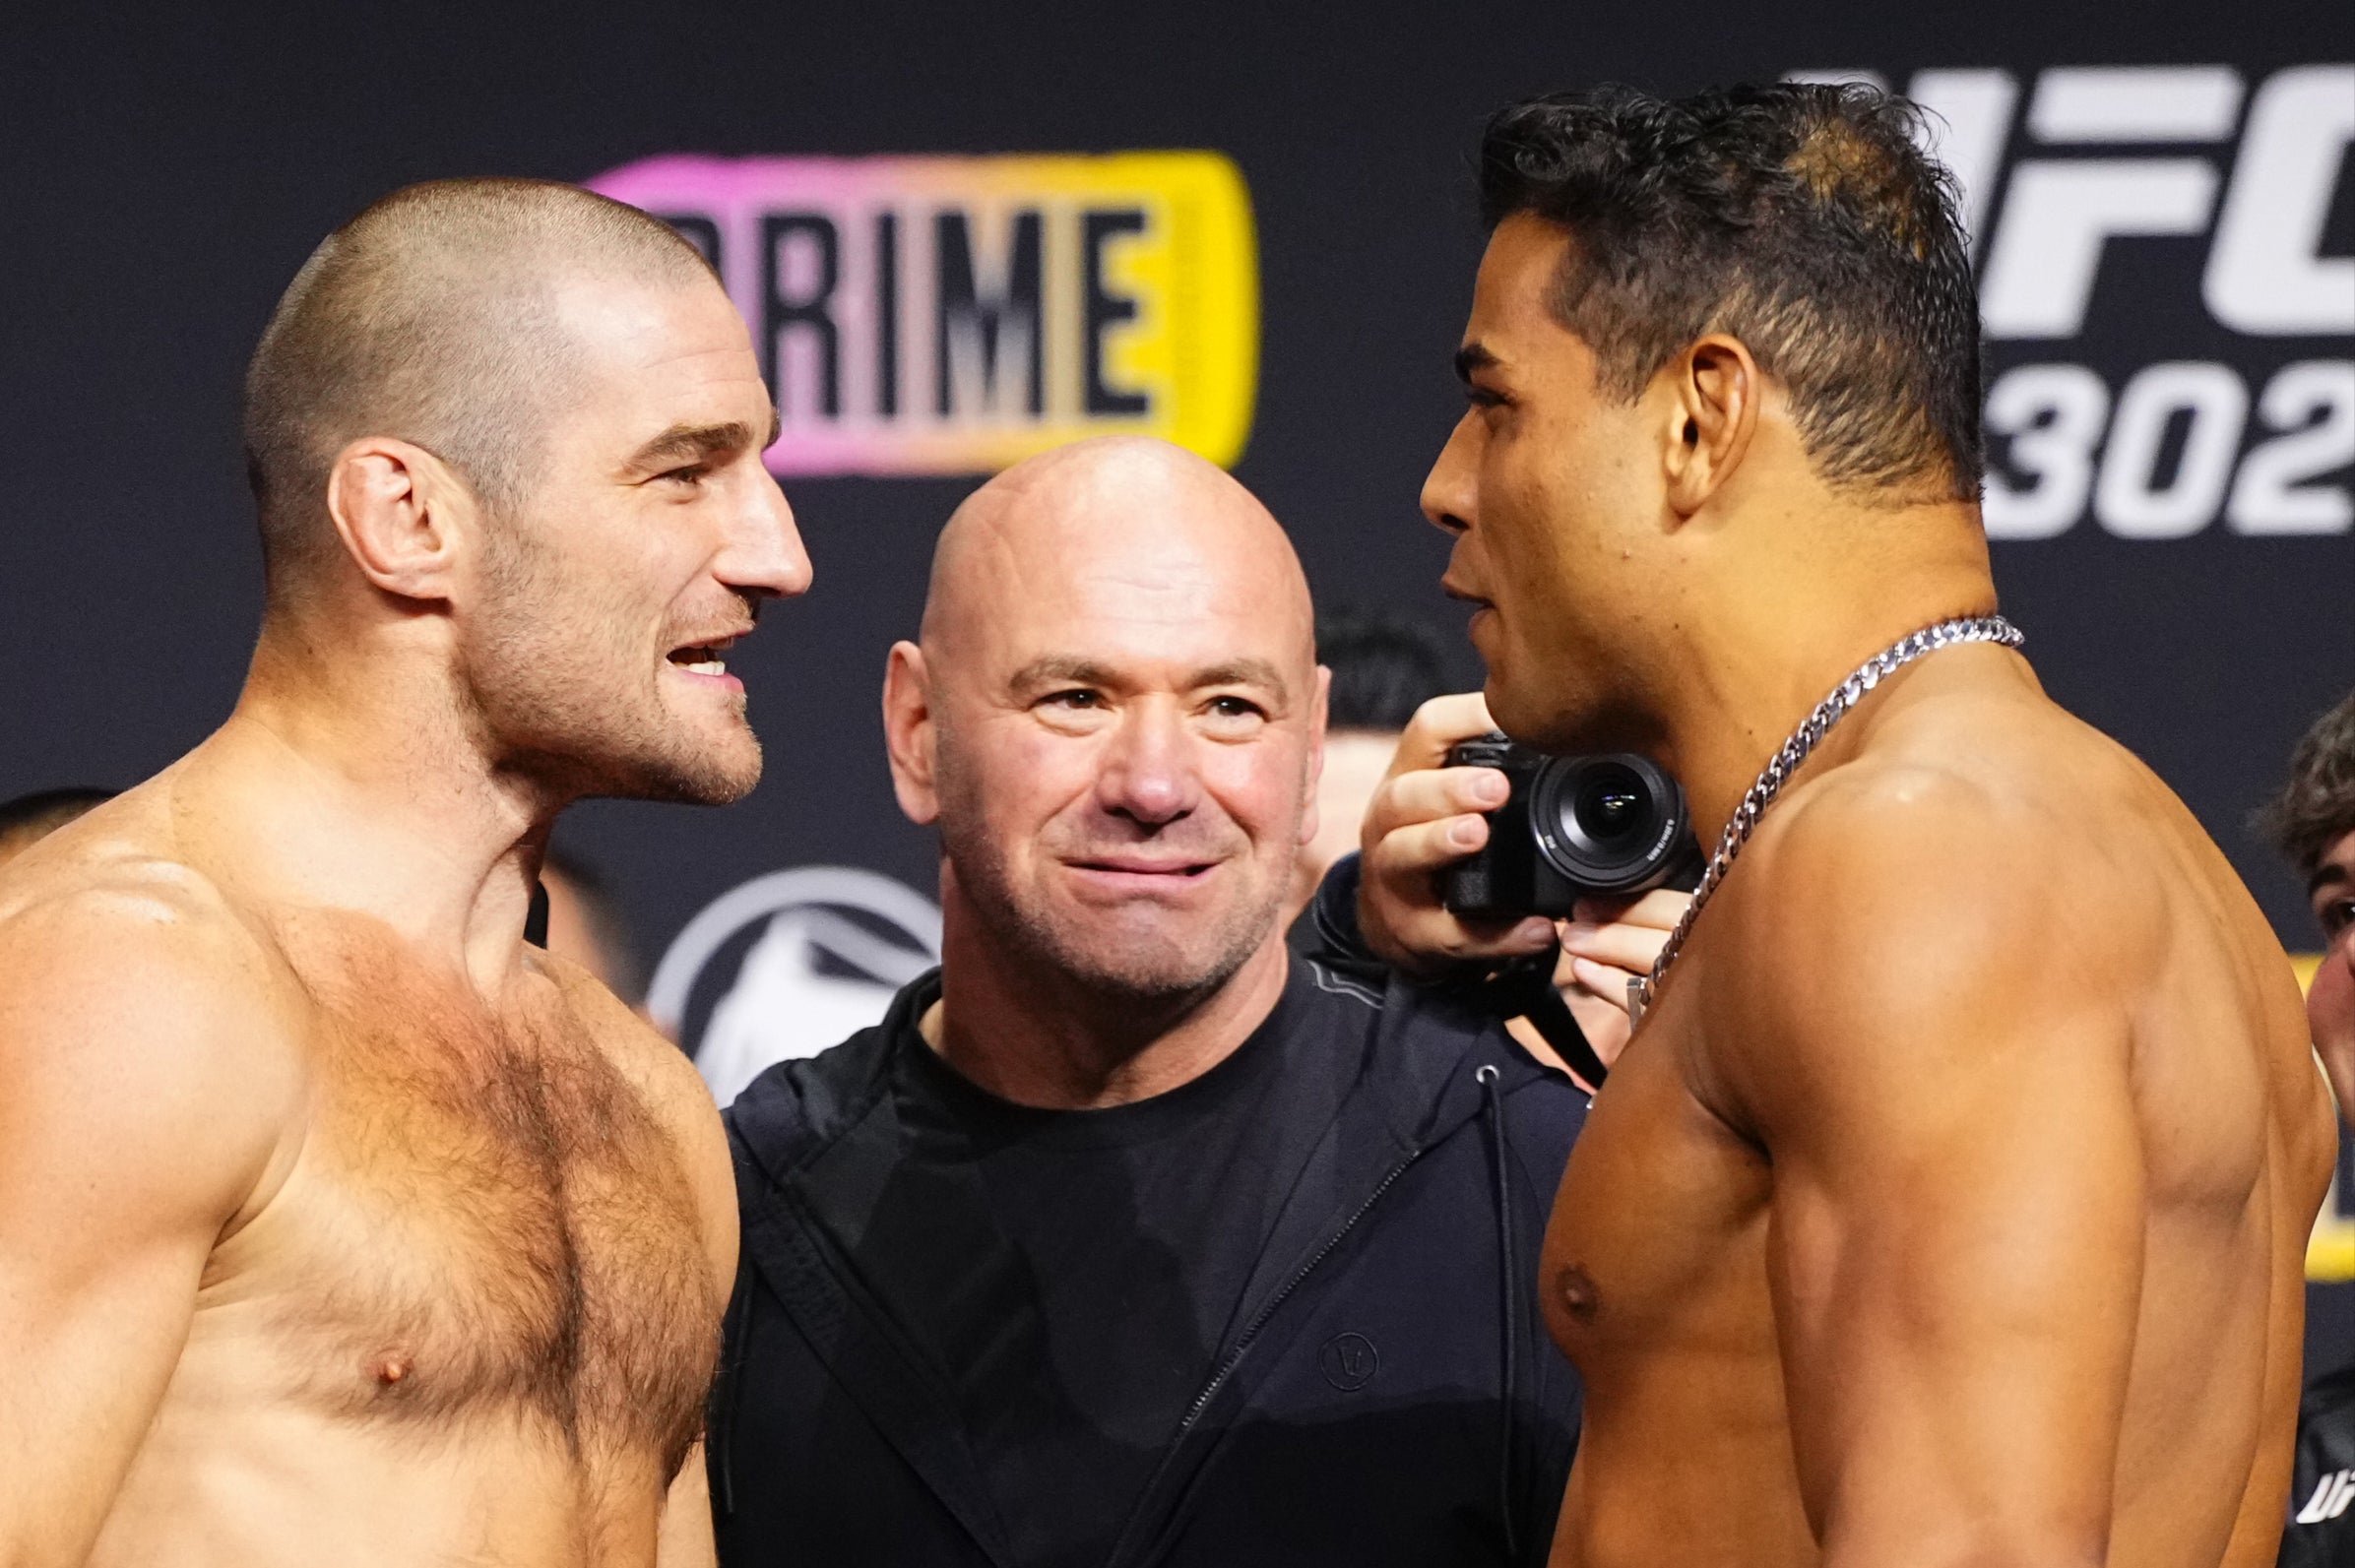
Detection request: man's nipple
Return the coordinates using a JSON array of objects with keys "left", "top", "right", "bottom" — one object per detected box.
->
[
  {"left": 375, "top": 1352, "right": 414, "bottom": 1388},
  {"left": 1557, "top": 1264, "right": 1602, "bottom": 1324}
]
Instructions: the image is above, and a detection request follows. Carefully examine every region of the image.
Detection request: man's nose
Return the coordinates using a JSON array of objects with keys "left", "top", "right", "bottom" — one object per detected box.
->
[
  {"left": 718, "top": 468, "right": 814, "bottom": 599},
  {"left": 1420, "top": 411, "right": 1479, "bottom": 536},
  {"left": 1098, "top": 703, "right": 1199, "bottom": 828}
]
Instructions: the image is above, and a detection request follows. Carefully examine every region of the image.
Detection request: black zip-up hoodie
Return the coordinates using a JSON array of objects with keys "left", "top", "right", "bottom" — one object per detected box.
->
[{"left": 710, "top": 869, "right": 1588, "bottom": 1567}]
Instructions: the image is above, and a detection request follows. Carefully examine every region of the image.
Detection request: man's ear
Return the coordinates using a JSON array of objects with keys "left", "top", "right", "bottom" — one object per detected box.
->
[
  {"left": 1300, "top": 664, "right": 1332, "bottom": 850},
  {"left": 323, "top": 437, "right": 474, "bottom": 602},
  {"left": 1661, "top": 334, "right": 1763, "bottom": 520},
  {"left": 881, "top": 641, "right": 941, "bottom": 827}
]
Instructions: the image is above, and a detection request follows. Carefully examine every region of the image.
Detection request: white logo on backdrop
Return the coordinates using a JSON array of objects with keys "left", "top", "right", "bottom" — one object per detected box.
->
[
  {"left": 1791, "top": 63, "right": 2355, "bottom": 541},
  {"left": 648, "top": 865, "right": 942, "bottom": 1108}
]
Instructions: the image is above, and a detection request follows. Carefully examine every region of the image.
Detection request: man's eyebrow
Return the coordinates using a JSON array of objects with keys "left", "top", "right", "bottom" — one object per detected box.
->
[
  {"left": 625, "top": 409, "right": 780, "bottom": 472},
  {"left": 2311, "top": 861, "right": 2349, "bottom": 896},
  {"left": 1003, "top": 656, "right": 1289, "bottom": 700},
  {"left": 1454, "top": 342, "right": 1501, "bottom": 384},
  {"left": 1008, "top": 656, "right": 1120, "bottom": 691},
  {"left": 1189, "top": 658, "right": 1288, "bottom": 698}
]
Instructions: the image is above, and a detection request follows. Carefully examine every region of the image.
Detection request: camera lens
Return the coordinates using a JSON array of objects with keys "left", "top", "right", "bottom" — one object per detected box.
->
[
  {"left": 1572, "top": 766, "right": 1648, "bottom": 846},
  {"left": 1529, "top": 753, "right": 1689, "bottom": 894}
]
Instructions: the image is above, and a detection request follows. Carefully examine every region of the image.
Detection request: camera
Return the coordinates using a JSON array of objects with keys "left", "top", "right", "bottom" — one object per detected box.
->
[{"left": 1439, "top": 732, "right": 1701, "bottom": 918}]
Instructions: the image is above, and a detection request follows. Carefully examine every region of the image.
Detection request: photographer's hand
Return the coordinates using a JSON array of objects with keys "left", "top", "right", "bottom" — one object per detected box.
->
[
  {"left": 1356, "top": 693, "right": 1557, "bottom": 977},
  {"left": 1555, "top": 890, "right": 1688, "bottom": 1066},
  {"left": 1357, "top": 694, "right": 1694, "bottom": 1071}
]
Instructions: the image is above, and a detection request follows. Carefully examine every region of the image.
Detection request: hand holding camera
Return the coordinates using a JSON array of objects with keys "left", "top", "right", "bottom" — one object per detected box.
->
[
  {"left": 1355, "top": 694, "right": 1696, "bottom": 1068},
  {"left": 1435, "top": 734, "right": 1700, "bottom": 918}
]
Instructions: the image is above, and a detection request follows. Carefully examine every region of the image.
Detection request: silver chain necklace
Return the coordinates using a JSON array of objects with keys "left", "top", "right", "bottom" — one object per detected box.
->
[{"left": 1625, "top": 613, "right": 2024, "bottom": 1026}]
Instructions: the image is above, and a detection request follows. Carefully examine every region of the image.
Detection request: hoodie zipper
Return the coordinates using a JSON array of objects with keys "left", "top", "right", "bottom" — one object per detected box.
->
[{"left": 1173, "top": 1144, "right": 1425, "bottom": 1433}]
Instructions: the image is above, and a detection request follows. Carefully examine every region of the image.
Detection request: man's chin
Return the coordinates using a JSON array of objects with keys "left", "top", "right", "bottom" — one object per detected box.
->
[
  {"left": 1482, "top": 668, "right": 1555, "bottom": 748},
  {"left": 591, "top": 735, "right": 763, "bottom": 807},
  {"left": 1022, "top": 893, "right": 1280, "bottom": 1003},
  {"left": 1482, "top": 671, "right": 1613, "bottom": 757},
  {"left": 1050, "top": 940, "right": 1247, "bottom": 1007}
]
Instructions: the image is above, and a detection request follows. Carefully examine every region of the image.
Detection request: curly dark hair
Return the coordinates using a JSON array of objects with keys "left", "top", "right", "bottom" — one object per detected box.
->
[
  {"left": 1478, "top": 82, "right": 1981, "bottom": 500},
  {"left": 2260, "top": 691, "right": 2355, "bottom": 878}
]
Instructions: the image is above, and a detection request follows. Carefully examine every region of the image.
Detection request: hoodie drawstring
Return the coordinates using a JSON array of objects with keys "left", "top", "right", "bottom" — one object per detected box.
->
[{"left": 1475, "top": 1062, "right": 1522, "bottom": 1563}]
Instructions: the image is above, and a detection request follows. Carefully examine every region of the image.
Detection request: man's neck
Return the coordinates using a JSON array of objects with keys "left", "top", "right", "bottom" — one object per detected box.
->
[
  {"left": 1650, "top": 502, "right": 2003, "bottom": 844},
  {"left": 186, "top": 622, "right": 562, "bottom": 993},
  {"left": 922, "top": 898, "right": 1292, "bottom": 1111}
]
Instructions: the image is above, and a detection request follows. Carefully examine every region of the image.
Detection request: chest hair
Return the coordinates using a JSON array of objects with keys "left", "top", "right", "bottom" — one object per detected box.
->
[{"left": 275, "top": 932, "right": 718, "bottom": 1474}]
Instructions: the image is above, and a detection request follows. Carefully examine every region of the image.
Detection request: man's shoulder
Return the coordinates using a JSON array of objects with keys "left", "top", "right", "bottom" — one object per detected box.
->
[
  {"left": 1769, "top": 672, "right": 2159, "bottom": 870},
  {"left": 723, "top": 983, "right": 917, "bottom": 1180},
  {"left": 1730, "top": 690, "right": 2156, "bottom": 962},
  {"left": 0, "top": 836, "right": 303, "bottom": 1221},
  {"left": 1724, "top": 669, "right": 2260, "bottom": 1003},
  {"left": 1285, "top": 951, "right": 1492, "bottom": 1079},
  {"left": 1683, "top": 681, "right": 2260, "bottom": 1132},
  {"left": 0, "top": 834, "right": 294, "bottom": 1037}
]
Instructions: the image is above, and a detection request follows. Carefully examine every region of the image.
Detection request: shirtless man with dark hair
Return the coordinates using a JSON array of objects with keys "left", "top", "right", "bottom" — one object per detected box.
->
[
  {"left": 1362, "top": 83, "right": 2336, "bottom": 1566},
  {"left": 0, "top": 179, "right": 808, "bottom": 1566}
]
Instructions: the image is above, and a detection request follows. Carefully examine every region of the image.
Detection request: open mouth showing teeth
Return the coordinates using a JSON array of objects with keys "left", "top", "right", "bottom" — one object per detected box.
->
[{"left": 666, "top": 635, "right": 738, "bottom": 676}]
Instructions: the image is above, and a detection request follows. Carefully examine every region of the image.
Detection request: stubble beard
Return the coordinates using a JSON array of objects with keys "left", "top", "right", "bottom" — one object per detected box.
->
[
  {"left": 935, "top": 769, "right": 1289, "bottom": 1013},
  {"left": 463, "top": 531, "right": 763, "bottom": 807}
]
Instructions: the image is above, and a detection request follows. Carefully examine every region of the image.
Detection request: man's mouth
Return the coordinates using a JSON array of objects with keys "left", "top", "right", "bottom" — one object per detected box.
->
[
  {"left": 1440, "top": 576, "right": 1494, "bottom": 612},
  {"left": 666, "top": 634, "right": 741, "bottom": 677},
  {"left": 1069, "top": 856, "right": 1218, "bottom": 879}
]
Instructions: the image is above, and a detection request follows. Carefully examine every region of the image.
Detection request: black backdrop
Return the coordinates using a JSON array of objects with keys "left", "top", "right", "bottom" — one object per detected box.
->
[{"left": 2, "top": 3, "right": 2350, "bottom": 1354}]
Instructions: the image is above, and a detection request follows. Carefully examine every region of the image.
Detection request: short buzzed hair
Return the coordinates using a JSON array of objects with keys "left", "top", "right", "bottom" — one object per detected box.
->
[
  {"left": 242, "top": 177, "right": 715, "bottom": 598},
  {"left": 1479, "top": 83, "right": 1980, "bottom": 501}
]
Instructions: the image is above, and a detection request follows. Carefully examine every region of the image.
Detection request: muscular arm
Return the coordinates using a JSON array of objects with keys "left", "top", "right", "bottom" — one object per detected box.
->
[
  {"left": 1719, "top": 778, "right": 2145, "bottom": 1568},
  {"left": 0, "top": 885, "right": 290, "bottom": 1565}
]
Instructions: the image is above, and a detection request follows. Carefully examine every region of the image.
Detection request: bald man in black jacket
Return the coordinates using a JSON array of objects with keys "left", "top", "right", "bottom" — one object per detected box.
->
[{"left": 709, "top": 438, "right": 1627, "bottom": 1567}]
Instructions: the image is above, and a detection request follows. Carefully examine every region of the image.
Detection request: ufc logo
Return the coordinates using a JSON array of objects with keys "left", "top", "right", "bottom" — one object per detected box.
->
[
  {"left": 1793, "top": 62, "right": 2355, "bottom": 541},
  {"left": 1787, "top": 64, "right": 2355, "bottom": 339}
]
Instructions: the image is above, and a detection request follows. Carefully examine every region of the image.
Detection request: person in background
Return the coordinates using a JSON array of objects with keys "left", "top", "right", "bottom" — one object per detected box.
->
[
  {"left": 1291, "top": 617, "right": 1683, "bottom": 1085},
  {"left": 542, "top": 843, "right": 650, "bottom": 1013},
  {"left": 0, "top": 787, "right": 115, "bottom": 872},
  {"left": 715, "top": 436, "right": 1606, "bottom": 1567},
  {"left": 2265, "top": 690, "right": 2355, "bottom": 1121},
  {"left": 2265, "top": 689, "right": 2355, "bottom": 1568}
]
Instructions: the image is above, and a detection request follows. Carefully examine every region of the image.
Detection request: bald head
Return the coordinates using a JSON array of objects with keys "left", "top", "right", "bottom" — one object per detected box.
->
[
  {"left": 922, "top": 435, "right": 1312, "bottom": 675},
  {"left": 242, "top": 177, "right": 716, "bottom": 601},
  {"left": 885, "top": 437, "right": 1325, "bottom": 1024}
]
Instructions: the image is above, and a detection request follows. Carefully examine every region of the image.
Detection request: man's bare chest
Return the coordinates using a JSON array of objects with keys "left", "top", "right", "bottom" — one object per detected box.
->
[
  {"left": 205, "top": 979, "right": 718, "bottom": 1473},
  {"left": 1538, "top": 1019, "right": 1776, "bottom": 1362}
]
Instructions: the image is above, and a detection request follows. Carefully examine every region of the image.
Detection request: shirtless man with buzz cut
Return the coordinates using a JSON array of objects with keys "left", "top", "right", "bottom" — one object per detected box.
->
[
  {"left": 0, "top": 178, "right": 808, "bottom": 1566},
  {"left": 1358, "top": 83, "right": 2337, "bottom": 1566}
]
